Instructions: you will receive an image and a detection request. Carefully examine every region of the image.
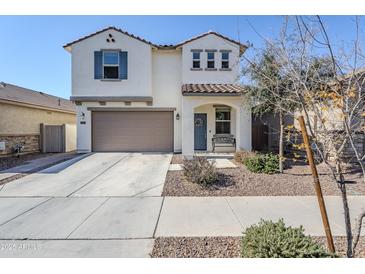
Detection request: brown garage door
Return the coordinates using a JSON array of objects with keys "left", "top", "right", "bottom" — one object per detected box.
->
[{"left": 92, "top": 111, "right": 174, "bottom": 152}]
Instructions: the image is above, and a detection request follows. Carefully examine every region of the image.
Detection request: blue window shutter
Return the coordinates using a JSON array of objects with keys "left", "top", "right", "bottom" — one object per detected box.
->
[
  {"left": 94, "top": 51, "right": 102, "bottom": 79},
  {"left": 119, "top": 51, "right": 128, "bottom": 80}
]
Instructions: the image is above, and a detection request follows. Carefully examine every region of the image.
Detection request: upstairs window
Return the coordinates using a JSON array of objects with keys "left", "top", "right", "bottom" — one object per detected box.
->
[
  {"left": 215, "top": 108, "right": 231, "bottom": 134},
  {"left": 221, "top": 52, "right": 229, "bottom": 69},
  {"left": 103, "top": 51, "right": 119, "bottom": 79},
  {"left": 207, "top": 52, "right": 215, "bottom": 68},
  {"left": 192, "top": 52, "right": 201, "bottom": 68}
]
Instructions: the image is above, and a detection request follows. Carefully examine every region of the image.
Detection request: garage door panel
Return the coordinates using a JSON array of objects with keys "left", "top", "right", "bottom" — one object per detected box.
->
[{"left": 92, "top": 111, "right": 173, "bottom": 152}]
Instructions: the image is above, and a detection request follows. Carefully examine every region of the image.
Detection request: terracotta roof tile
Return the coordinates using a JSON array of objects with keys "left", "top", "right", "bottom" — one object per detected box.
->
[
  {"left": 63, "top": 27, "right": 249, "bottom": 55},
  {"left": 175, "top": 31, "right": 248, "bottom": 55},
  {"left": 63, "top": 26, "right": 158, "bottom": 49},
  {"left": 182, "top": 84, "right": 246, "bottom": 96}
]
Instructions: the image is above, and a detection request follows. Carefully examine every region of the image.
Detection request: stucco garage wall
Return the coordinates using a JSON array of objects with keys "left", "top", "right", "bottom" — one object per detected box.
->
[
  {"left": 152, "top": 49, "right": 182, "bottom": 152},
  {"left": 75, "top": 49, "right": 183, "bottom": 153},
  {"left": 71, "top": 29, "right": 153, "bottom": 97}
]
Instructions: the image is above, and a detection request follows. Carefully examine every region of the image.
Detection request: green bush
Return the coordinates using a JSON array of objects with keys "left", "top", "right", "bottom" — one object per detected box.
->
[
  {"left": 243, "top": 153, "right": 279, "bottom": 174},
  {"left": 241, "top": 219, "right": 336, "bottom": 258},
  {"left": 182, "top": 156, "right": 218, "bottom": 185}
]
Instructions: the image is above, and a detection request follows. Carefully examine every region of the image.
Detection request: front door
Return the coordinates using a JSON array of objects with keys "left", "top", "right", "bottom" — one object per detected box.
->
[{"left": 194, "top": 113, "right": 207, "bottom": 150}]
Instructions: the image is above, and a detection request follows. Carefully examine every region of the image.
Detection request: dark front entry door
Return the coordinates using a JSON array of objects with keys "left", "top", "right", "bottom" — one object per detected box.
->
[{"left": 194, "top": 113, "right": 207, "bottom": 150}]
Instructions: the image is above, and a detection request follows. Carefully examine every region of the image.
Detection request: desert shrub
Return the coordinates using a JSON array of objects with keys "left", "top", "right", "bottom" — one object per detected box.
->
[
  {"left": 182, "top": 156, "right": 218, "bottom": 185},
  {"left": 243, "top": 153, "right": 279, "bottom": 174},
  {"left": 234, "top": 150, "right": 256, "bottom": 164},
  {"left": 241, "top": 219, "right": 336, "bottom": 258}
]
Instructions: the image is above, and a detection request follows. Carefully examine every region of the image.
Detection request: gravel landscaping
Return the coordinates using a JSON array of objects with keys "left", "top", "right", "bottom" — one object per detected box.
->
[
  {"left": 0, "top": 153, "right": 78, "bottom": 185},
  {"left": 151, "top": 236, "right": 365, "bottom": 258},
  {"left": 0, "top": 153, "right": 57, "bottom": 171},
  {"left": 164, "top": 155, "right": 365, "bottom": 196}
]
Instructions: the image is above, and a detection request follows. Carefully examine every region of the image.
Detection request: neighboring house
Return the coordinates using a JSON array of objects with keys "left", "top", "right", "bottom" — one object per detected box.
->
[
  {"left": 0, "top": 82, "right": 77, "bottom": 155},
  {"left": 64, "top": 26, "right": 251, "bottom": 157}
]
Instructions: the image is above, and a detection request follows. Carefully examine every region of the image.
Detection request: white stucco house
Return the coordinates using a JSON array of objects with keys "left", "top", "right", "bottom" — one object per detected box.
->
[{"left": 63, "top": 26, "right": 251, "bottom": 157}]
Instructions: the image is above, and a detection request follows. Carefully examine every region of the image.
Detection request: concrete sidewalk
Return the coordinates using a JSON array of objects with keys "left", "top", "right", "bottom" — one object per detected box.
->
[{"left": 156, "top": 196, "right": 365, "bottom": 237}]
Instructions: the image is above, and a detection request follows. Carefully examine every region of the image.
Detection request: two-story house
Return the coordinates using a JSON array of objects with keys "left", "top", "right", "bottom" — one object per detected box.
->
[{"left": 63, "top": 26, "right": 251, "bottom": 157}]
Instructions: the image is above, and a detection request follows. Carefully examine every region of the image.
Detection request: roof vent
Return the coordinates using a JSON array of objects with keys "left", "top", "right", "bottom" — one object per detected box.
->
[{"left": 0, "top": 82, "right": 6, "bottom": 88}]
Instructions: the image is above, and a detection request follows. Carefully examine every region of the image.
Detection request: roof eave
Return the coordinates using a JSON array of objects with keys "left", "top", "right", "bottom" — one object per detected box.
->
[
  {"left": 62, "top": 26, "right": 158, "bottom": 51},
  {"left": 182, "top": 92, "right": 243, "bottom": 96}
]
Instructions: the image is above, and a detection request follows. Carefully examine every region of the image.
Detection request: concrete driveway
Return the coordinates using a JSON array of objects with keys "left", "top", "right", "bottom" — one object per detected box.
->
[{"left": 0, "top": 153, "right": 171, "bottom": 257}]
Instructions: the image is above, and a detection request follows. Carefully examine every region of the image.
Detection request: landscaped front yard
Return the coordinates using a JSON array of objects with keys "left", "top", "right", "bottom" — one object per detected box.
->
[
  {"left": 156, "top": 153, "right": 365, "bottom": 258},
  {"left": 151, "top": 236, "right": 365, "bottom": 258},
  {"left": 163, "top": 155, "right": 365, "bottom": 196}
]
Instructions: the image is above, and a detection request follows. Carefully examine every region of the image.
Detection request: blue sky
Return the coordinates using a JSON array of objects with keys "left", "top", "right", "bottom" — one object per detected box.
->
[{"left": 0, "top": 16, "right": 361, "bottom": 99}]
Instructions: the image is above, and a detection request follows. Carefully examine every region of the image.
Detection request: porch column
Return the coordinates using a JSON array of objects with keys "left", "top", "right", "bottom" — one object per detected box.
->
[
  {"left": 182, "top": 98, "right": 194, "bottom": 158},
  {"left": 235, "top": 107, "right": 241, "bottom": 152},
  {"left": 239, "top": 104, "right": 252, "bottom": 151}
]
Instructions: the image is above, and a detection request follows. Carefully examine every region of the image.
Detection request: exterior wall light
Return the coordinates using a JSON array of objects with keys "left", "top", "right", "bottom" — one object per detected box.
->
[{"left": 176, "top": 113, "right": 180, "bottom": 120}]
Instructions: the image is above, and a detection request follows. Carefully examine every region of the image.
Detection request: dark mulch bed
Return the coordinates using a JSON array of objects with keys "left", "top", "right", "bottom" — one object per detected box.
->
[
  {"left": 163, "top": 161, "right": 365, "bottom": 196},
  {"left": 0, "top": 153, "right": 56, "bottom": 171},
  {"left": 151, "top": 236, "right": 365, "bottom": 258}
]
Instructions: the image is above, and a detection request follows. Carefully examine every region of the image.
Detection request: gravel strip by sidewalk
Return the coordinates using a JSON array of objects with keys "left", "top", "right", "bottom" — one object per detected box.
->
[
  {"left": 163, "top": 163, "right": 365, "bottom": 196},
  {"left": 151, "top": 236, "right": 365, "bottom": 258},
  {"left": 0, "top": 153, "right": 57, "bottom": 171},
  {"left": 0, "top": 154, "right": 78, "bottom": 185}
]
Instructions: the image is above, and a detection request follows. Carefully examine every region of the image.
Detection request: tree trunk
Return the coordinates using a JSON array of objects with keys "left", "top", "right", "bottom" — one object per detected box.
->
[
  {"left": 337, "top": 163, "right": 353, "bottom": 257},
  {"left": 279, "top": 110, "right": 284, "bottom": 173}
]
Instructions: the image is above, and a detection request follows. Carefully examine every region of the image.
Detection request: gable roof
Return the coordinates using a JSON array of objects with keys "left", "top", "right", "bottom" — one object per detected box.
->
[
  {"left": 63, "top": 27, "right": 248, "bottom": 55},
  {"left": 0, "top": 82, "right": 76, "bottom": 114},
  {"left": 174, "top": 31, "right": 248, "bottom": 54},
  {"left": 63, "top": 26, "right": 158, "bottom": 51}
]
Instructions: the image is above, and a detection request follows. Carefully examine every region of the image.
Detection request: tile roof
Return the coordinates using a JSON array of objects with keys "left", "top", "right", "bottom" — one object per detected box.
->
[
  {"left": 0, "top": 82, "right": 76, "bottom": 113},
  {"left": 63, "top": 27, "right": 249, "bottom": 55},
  {"left": 174, "top": 31, "right": 248, "bottom": 54},
  {"left": 63, "top": 26, "right": 158, "bottom": 49},
  {"left": 182, "top": 84, "right": 246, "bottom": 96}
]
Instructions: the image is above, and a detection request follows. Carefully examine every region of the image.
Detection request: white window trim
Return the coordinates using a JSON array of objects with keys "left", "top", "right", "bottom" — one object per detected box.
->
[
  {"left": 215, "top": 108, "right": 231, "bottom": 134},
  {"left": 102, "top": 50, "right": 119, "bottom": 79},
  {"left": 207, "top": 51, "right": 215, "bottom": 68},
  {"left": 192, "top": 52, "right": 201, "bottom": 69},
  {"left": 221, "top": 52, "right": 229, "bottom": 69}
]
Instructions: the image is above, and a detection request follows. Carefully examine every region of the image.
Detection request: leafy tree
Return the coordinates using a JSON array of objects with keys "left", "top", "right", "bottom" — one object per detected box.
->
[{"left": 244, "top": 50, "right": 298, "bottom": 172}]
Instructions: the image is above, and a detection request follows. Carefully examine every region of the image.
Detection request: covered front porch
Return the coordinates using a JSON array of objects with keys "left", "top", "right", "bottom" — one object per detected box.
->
[{"left": 181, "top": 84, "right": 251, "bottom": 158}]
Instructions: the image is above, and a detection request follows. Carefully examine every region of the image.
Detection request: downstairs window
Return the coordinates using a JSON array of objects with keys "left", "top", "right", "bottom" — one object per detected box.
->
[{"left": 215, "top": 108, "right": 231, "bottom": 134}]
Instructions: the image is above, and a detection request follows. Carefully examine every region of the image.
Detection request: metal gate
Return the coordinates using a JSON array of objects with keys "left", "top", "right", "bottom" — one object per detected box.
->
[{"left": 40, "top": 124, "right": 65, "bottom": 153}]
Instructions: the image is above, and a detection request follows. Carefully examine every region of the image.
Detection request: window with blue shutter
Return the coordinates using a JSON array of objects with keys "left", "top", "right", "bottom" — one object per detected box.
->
[
  {"left": 94, "top": 51, "right": 102, "bottom": 79},
  {"left": 95, "top": 50, "right": 128, "bottom": 80},
  {"left": 119, "top": 51, "right": 128, "bottom": 80},
  {"left": 102, "top": 51, "right": 119, "bottom": 79}
]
